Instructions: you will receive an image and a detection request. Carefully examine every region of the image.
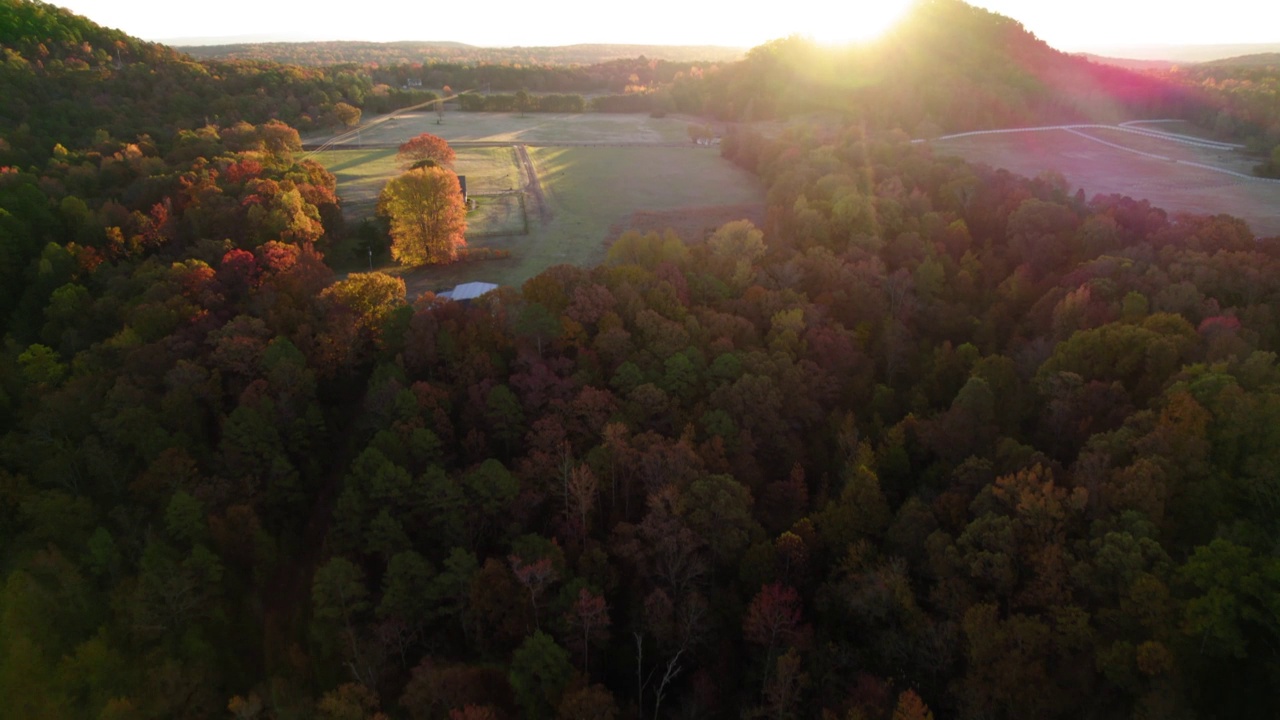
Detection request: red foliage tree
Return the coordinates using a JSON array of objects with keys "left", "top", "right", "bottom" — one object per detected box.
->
[
  {"left": 565, "top": 587, "right": 610, "bottom": 671},
  {"left": 744, "top": 583, "right": 805, "bottom": 655},
  {"left": 218, "top": 248, "right": 260, "bottom": 297},
  {"left": 398, "top": 132, "right": 456, "bottom": 168}
]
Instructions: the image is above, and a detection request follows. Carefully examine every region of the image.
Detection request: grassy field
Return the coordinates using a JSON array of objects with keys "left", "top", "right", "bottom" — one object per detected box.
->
[
  {"left": 532, "top": 145, "right": 761, "bottom": 244},
  {"left": 308, "top": 113, "right": 765, "bottom": 293},
  {"left": 311, "top": 146, "right": 399, "bottom": 212},
  {"left": 397, "top": 145, "right": 763, "bottom": 295},
  {"left": 933, "top": 128, "right": 1280, "bottom": 238},
  {"left": 1117, "top": 120, "right": 1224, "bottom": 142},
  {"left": 309, "top": 111, "right": 695, "bottom": 146},
  {"left": 468, "top": 193, "right": 526, "bottom": 237},
  {"left": 310, "top": 145, "right": 528, "bottom": 268},
  {"left": 311, "top": 146, "right": 521, "bottom": 212}
]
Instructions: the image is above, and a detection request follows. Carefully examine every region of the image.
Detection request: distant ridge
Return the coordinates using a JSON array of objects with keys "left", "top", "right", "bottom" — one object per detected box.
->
[
  {"left": 1203, "top": 53, "right": 1280, "bottom": 67},
  {"left": 1075, "top": 50, "right": 1280, "bottom": 71},
  {"left": 1071, "top": 43, "right": 1280, "bottom": 63},
  {"left": 177, "top": 40, "right": 746, "bottom": 66},
  {"left": 1075, "top": 54, "right": 1182, "bottom": 72},
  {"left": 158, "top": 33, "right": 313, "bottom": 46}
]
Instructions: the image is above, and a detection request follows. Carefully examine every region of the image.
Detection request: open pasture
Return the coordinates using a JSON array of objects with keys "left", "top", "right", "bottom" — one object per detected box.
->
[
  {"left": 397, "top": 145, "right": 764, "bottom": 295},
  {"left": 308, "top": 113, "right": 765, "bottom": 292},
  {"left": 315, "top": 111, "right": 693, "bottom": 146},
  {"left": 933, "top": 128, "right": 1280, "bottom": 238},
  {"left": 468, "top": 193, "right": 526, "bottom": 237},
  {"left": 310, "top": 144, "right": 527, "bottom": 269},
  {"left": 312, "top": 145, "right": 521, "bottom": 212}
]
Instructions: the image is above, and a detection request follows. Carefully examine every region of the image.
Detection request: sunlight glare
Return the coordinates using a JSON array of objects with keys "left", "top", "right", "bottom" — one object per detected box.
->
[{"left": 804, "top": 0, "right": 914, "bottom": 46}]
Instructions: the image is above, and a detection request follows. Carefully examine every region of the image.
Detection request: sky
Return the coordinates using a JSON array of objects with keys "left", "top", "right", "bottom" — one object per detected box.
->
[{"left": 52, "top": 0, "right": 1280, "bottom": 50}]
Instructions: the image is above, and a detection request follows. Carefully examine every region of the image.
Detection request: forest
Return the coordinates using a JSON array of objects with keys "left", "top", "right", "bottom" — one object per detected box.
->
[
  {"left": 179, "top": 42, "right": 745, "bottom": 70},
  {"left": 1169, "top": 59, "right": 1280, "bottom": 174},
  {"left": 2, "top": 0, "right": 1280, "bottom": 718}
]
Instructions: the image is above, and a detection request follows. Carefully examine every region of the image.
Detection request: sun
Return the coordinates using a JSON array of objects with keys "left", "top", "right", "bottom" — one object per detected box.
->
[{"left": 804, "top": 0, "right": 916, "bottom": 46}]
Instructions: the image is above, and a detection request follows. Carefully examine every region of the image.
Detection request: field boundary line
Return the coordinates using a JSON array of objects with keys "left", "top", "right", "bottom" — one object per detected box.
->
[
  {"left": 1062, "top": 128, "right": 1280, "bottom": 184},
  {"left": 300, "top": 88, "right": 478, "bottom": 160},
  {"left": 302, "top": 140, "right": 707, "bottom": 151},
  {"left": 924, "top": 124, "right": 1280, "bottom": 185},
  {"left": 1061, "top": 127, "right": 1171, "bottom": 161},
  {"left": 1118, "top": 119, "right": 1244, "bottom": 148},
  {"left": 921, "top": 123, "right": 1241, "bottom": 150}
]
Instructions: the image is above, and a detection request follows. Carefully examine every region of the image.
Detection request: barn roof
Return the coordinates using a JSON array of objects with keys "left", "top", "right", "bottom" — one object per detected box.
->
[{"left": 438, "top": 281, "right": 498, "bottom": 301}]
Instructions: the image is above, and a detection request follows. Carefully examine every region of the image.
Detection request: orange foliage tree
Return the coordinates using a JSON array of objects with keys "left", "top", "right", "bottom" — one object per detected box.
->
[
  {"left": 377, "top": 166, "right": 467, "bottom": 266},
  {"left": 397, "top": 132, "right": 456, "bottom": 169}
]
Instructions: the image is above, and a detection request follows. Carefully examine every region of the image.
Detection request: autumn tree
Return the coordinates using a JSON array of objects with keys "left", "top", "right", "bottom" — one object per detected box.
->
[
  {"left": 707, "top": 219, "right": 765, "bottom": 291},
  {"left": 893, "top": 689, "right": 935, "bottom": 720},
  {"left": 398, "top": 132, "right": 456, "bottom": 169},
  {"left": 320, "top": 272, "right": 407, "bottom": 345},
  {"left": 744, "top": 582, "right": 807, "bottom": 698},
  {"left": 564, "top": 587, "right": 610, "bottom": 671},
  {"left": 378, "top": 166, "right": 467, "bottom": 266},
  {"left": 333, "top": 102, "right": 362, "bottom": 129},
  {"left": 258, "top": 120, "right": 303, "bottom": 162}
]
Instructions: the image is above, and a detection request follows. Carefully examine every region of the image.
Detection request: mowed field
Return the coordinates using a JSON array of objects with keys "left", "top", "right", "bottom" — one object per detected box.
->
[
  {"left": 932, "top": 126, "right": 1280, "bottom": 238},
  {"left": 312, "top": 146, "right": 521, "bottom": 212},
  {"left": 310, "top": 110, "right": 693, "bottom": 146},
  {"left": 307, "top": 113, "right": 764, "bottom": 293},
  {"left": 397, "top": 145, "right": 763, "bottom": 295}
]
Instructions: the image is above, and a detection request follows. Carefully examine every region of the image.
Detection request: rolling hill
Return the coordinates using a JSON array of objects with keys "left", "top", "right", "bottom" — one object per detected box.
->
[{"left": 177, "top": 40, "right": 746, "bottom": 66}]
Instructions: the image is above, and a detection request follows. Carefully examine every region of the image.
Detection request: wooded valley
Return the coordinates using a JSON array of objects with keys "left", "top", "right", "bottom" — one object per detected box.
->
[{"left": 2, "top": 1, "right": 1280, "bottom": 718}]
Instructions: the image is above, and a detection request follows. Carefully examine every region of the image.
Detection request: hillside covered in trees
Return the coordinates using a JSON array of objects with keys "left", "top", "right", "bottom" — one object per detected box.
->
[
  {"left": 686, "top": 1, "right": 1207, "bottom": 130},
  {"left": 0, "top": 0, "right": 432, "bottom": 167},
  {"left": 1169, "top": 55, "right": 1280, "bottom": 174},
  {"left": 3, "top": 1, "right": 1280, "bottom": 719},
  {"left": 178, "top": 42, "right": 746, "bottom": 68}
]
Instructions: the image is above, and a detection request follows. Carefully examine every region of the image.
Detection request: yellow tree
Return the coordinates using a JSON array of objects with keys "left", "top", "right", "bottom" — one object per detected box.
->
[
  {"left": 332, "top": 101, "right": 362, "bottom": 129},
  {"left": 377, "top": 166, "right": 467, "bottom": 266}
]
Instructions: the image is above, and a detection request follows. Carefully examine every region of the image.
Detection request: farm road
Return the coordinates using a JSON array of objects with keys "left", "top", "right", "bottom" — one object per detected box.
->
[{"left": 514, "top": 144, "right": 550, "bottom": 225}]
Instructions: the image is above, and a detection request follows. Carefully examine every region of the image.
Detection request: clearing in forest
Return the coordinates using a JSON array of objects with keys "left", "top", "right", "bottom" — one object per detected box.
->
[
  {"left": 307, "top": 113, "right": 765, "bottom": 292},
  {"left": 308, "top": 110, "right": 694, "bottom": 146},
  {"left": 314, "top": 145, "right": 521, "bottom": 216},
  {"left": 396, "top": 145, "right": 764, "bottom": 295},
  {"left": 932, "top": 126, "right": 1280, "bottom": 238}
]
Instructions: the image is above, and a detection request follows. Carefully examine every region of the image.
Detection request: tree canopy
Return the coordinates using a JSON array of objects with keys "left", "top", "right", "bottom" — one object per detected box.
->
[
  {"left": 5, "top": 2, "right": 1280, "bottom": 719},
  {"left": 377, "top": 166, "right": 467, "bottom": 266},
  {"left": 397, "top": 132, "right": 456, "bottom": 169}
]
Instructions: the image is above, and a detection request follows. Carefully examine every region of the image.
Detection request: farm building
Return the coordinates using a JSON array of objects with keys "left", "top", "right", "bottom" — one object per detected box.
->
[{"left": 437, "top": 281, "right": 498, "bottom": 301}]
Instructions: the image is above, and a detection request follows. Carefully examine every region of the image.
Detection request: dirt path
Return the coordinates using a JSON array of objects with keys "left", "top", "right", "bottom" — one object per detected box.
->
[{"left": 515, "top": 143, "right": 551, "bottom": 225}]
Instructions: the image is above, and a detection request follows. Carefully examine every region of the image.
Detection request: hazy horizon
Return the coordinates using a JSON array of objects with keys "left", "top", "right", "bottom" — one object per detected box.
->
[
  {"left": 159, "top": 34, "right": 749, "bottom": 50},
  {"left": 52, "top": 0, "right": 1280, "bottom": 55},
  {"left": 161, "top": 35, "right": 1280, "bottom": 66}
]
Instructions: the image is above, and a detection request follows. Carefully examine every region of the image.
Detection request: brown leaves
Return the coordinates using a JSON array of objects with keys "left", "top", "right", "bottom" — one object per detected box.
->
[{"left": 743, "top": 583, "right": 805, "bottom": 650}]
